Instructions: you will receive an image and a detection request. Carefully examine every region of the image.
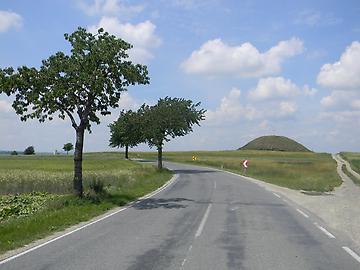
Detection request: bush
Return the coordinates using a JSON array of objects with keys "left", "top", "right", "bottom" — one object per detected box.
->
[
  {"left": 24, "top": 146, "right": 35, "bottom": 155},
  {"left": 10, "top": 151, "right": 18, "bottom": 155}
]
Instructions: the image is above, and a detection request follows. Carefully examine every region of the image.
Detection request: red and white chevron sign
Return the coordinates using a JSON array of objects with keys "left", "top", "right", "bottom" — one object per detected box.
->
[{"left": 242, "top": 160, "right": 249, "bottom": 168}]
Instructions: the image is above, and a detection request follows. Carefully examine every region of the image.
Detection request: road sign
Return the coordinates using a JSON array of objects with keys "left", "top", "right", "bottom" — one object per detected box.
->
[{"left": 242, "top": 159, "right": 248, "bottom": 168}]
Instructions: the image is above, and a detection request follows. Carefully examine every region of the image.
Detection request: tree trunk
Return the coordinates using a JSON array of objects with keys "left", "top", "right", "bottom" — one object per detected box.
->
[
  {"left": 74, "top": 127, "right": 85, "bottom": 197},
  {"left": 157, "top": 145, "right": 163, "bottom": 170},
  {"left": 125, "top": 145, "right": 129, "bottom": 159}
]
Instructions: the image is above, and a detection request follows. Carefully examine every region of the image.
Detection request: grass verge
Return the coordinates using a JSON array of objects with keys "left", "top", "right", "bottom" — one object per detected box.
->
[
  {"left": 340, "top": 152, "right": 360, "bottom": 175},
  {"left": 341, "top": 164, "right": 360, "bottom": 186},
  {"left": 131, "top": 150, "right": 341, "bottom": 192},
  {"left": 0, "top": 153, "right": 172, "bottom": 254}
]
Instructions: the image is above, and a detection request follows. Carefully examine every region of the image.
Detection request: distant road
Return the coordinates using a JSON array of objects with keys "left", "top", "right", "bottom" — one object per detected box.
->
[{"left": 1, "top": 162, "right": 359, "bottom": 269}]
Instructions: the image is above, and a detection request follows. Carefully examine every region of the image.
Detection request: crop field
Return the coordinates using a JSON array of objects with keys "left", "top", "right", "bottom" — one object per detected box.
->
[
  {"left": 132, "top": 150, "right": 341, "bottom": 192},
  {"left": 0, "top": 153, "right": 172, "bottom": 253}
]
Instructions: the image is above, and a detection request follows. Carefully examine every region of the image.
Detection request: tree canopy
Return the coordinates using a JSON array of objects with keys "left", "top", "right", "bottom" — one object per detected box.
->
[
  {"left": 140, "top": 97, "right": 206, "bottom": 169},
  {"left": 109, "top": 110, "right": 144, "bottom": 159},
  {"left": 0, "top": 27, "right": 149, "bottom": 196}
]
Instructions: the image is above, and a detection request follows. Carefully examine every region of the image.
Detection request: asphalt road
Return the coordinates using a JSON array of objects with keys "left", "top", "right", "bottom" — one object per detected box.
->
[{"left": 1, "top": 162, "right": 360, "bottom": 269}]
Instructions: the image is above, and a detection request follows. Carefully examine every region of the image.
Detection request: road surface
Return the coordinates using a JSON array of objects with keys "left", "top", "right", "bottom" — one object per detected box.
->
[{"left": 1, "top": 162, "right": 360, "bottom": 269}]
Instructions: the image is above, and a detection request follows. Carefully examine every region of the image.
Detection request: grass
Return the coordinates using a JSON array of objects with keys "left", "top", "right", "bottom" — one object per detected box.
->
[
  {"left": 0, "top": 153, "right": 172, "bottom": 254},
  {"left": 340, "top": 152, "right": 360, "bottom": 174},
  {"left": 340, "top": 152, "right": 360, "bottom": 185},
  {"left": 131, "top": 150, "right": 341, "bottom": 192},
  {"left": 341, "top": 164, "right": 360, "bottom": 186}
]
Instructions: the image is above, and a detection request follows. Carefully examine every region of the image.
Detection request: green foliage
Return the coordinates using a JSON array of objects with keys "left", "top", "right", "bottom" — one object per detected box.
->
[
  {"left": 140, "top": 97, "right": 206, "bottom": 148},
  {"left": 109, "top": 110, "right": 144, "bottom": 148},
  {"left": 24, "top": 146, "right": 35, "bottom": 155},
  {"left": 239, "top": 135, "right": 311, "bottom": 152},
  {"left": 0, "top": 27, "right": 149, "bottom": 130},
  {"left": 0, "top": 192, "right": 55, "bottom": 221},
  {"left": 10, "top": 151, "right": 18, "bottom": 155},
  {"left": 63, "top": 142, "right": 74, "bottom": 154}
]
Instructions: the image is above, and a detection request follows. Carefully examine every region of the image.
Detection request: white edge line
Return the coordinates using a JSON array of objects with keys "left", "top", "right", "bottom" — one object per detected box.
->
[
  {"left": 296, "top": 209, "right": 309, "bottom": 218},
  {"left": 272, "top": 192, "right": 281, "bottom": 198},
  {"left": 195, "top": 203, "right": 212, "bottom": 238},
  {"left": 314, "top": 223, "right": 336, "bottom": 239},
  {"left": 342, "top": 246, "right": 360, "bottom": 263},
  {"left": 0, "top": 174, "right": 179, "bottom": 266}
]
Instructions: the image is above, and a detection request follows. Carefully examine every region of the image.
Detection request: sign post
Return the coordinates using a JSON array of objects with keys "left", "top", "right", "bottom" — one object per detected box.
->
[{"left": 242, "top": 159, "right": 249, "bottom": 174}]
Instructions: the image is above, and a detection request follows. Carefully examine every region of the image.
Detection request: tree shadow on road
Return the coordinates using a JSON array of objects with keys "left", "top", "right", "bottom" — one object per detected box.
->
[{"left": 133, "top": 197, "right": 194, "bottom": 210}]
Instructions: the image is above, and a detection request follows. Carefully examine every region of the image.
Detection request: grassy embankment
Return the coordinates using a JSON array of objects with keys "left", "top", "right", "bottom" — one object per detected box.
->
[
  {"left": 132, "top": 150, "right": 341, "bottom": 192},
  {"left": 0, "top": 153, "right": 172, "bottom": 254},
  {"left": 340, "top": 152, "right": 360, "bottom": 185}
]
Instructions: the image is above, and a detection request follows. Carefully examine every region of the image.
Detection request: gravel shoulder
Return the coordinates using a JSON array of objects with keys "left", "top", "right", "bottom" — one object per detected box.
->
[{"left": 238, "top": 154, "right": 360, "bottom": 251}]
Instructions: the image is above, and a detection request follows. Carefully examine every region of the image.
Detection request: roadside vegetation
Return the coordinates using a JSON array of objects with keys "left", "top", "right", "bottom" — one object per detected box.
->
[
  {"left": 132, "top": 150, "right": 341, "bottom": 192},
  {"left": 0, "top": 153, "right": 172, "bottom": 254},
  {"left": 340, "top": 152, "right": 360, "bottom": 174}
]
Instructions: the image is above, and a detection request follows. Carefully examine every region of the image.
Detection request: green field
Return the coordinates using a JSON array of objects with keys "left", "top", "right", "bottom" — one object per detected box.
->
[
  {"left": 340, "top": 152, "right": 360, "bottom": 174},
  {"left": 131, "top": 150, "right": 341, "bottom": 192},
  {"left": 0, "top": 153, "right": 172, "bottom": 254},
  {"left": 340, "top": 152, "right": 360, "bottom": 185}
]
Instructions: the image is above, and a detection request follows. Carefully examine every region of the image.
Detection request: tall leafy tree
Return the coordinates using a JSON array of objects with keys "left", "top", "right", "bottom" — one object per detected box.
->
[
  {"left": 0, "top": 27, "right": 149, "bottom": 197},
  {"left": 109, "top": 110, "right": 144, "bottom": 159},
  {"left": 140, "top": 97, "right": 206, "bottom": 169},
  {"left": 63, "top": 143, "right": 74, "bottom": 155}
]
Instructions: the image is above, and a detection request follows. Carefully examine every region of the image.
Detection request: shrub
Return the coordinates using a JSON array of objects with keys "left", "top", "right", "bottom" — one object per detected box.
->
[{"left": 24, "top": 146, "right": 35, "bottom": 155}]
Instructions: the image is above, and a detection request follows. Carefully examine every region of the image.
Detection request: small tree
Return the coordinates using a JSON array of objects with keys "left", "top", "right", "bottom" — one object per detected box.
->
[
  {"left": 24, "top": 146, "right": 35, "bottom": 155},
  {"left": 109, "top": 110, "right": 144, "bottom": 159},
  {"left": 140, "top": 97, "right": 205, "bottom": 169},
  {"left": 0, "top": 27, "right": 149, "bottom": 197},
  {"left": 11, "top": 150, "right": 18, "bottom": 155},
  {"left": 63, "top": 143, "right": 74, "bottom": 155}
]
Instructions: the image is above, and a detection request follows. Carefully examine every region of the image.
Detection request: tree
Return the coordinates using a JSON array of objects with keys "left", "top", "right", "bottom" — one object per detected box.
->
[
  {"left": 63, "top": 143, "right": 74, "bottom": 155},
  {"left": 11, "top": 151, "right": 18, "bottom": 155},
  {"left": 0, "top": 27, "right": 149, "bottom": 197},
  {"left": 109, "top": 110, "right": 144, "bottom": 159},
  {"left": 140, "top": 97, "right": 205, "bottom": 169},
  {"left": 24, "top": 146, "right": 35, "bottom": 155}
]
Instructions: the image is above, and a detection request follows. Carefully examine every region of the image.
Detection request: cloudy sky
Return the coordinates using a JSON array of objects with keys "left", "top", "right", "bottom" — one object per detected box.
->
[{"left": 0, "top": 0, "right": 359, "bottom": 153}]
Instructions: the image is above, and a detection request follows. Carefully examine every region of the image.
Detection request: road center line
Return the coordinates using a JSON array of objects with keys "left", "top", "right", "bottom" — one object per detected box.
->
[
  {"left": 195, "top": 203, "right": 212, "bottom": 238},
  {"left": 214, "top": 181, "right": 217, "bottom": 190},
  {"left": 296, "top": 209, "right": 309, "bottom": 218},
  {"left": 272, "top": 192, "right": 281, "bottom": 198},
  {"left": 342, "top": 247, "right": 360, "bottom": 263},
  {"left": 314, "top": 222, "right": 336, "bottom": 239}
]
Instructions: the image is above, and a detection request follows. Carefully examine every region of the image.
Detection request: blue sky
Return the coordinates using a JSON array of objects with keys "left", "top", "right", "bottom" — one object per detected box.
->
[{"left": 0, "top": 0, "right": 359, "bottom": 153}]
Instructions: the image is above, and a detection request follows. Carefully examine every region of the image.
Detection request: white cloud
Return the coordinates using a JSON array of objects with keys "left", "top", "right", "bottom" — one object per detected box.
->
[
  {"left": 0, "top": 10, "right": 22, "bottom": 33},
  {"left": 205, "top": 88, "right": 261, "bottom": 125},
  {"left": 279, "top": 101, "right": 297, "bottom": 116},
  {"left": 320, "top": 91, "right": 359, "bottom": 109},
  {"left": 89, "top": 17, "right": 161, "bottom": 63},
  {"left": 317, "top": 41, "right": 360, "bottom": 91},
  {"left": 303, "top": 85, "right": 318, "bottom": 96},
  {"left": 78, "top": 0, "right": 144, "bottom": 17},
  {"left": 295, "top": 10, "right": 342, "bottom": 27},
  {"left": 0, "top": 100, "right": 12, "bottom": 113},
  {"left": 181, "top": 37, "right": 303, "bottom": 77},
  {"left": 248, "top": 77, "right": 300, "bottom": 101},
  {"left": 118, "top": 92, "right": 140, "bottom": 111}
]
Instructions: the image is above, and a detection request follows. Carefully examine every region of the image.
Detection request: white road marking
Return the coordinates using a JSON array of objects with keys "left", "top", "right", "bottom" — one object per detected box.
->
[
  {"left": 0, "top": 174, "right": 179, "bottom": 266},
  {"left": 272, "top": 192, "right": 281, "bottom": 198},
  {"left": 188, "top": 245, "right": 193, "bottom": 252},
  {"left": 314, "top": 223, "right": 336, "bottom": 239},
  {"left": 181, "top": 258, "right": 187, "bottom": 267},
  {"left": 342, "top": 247, "right": 360, "bottom": 263},
  {"left": 214, "top": 181, "right": 217, "bottom": 190},
  {"left": 195, "top": 203, "right": 212, "bottom": 238},
  {"left": 296, "top": 209, "right": 309, "bottom": 218}
]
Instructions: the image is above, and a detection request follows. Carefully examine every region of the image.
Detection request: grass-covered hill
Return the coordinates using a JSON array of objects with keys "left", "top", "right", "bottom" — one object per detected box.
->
[{"left": 238, "top": 135, "right": 311, "bottom": 152}]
